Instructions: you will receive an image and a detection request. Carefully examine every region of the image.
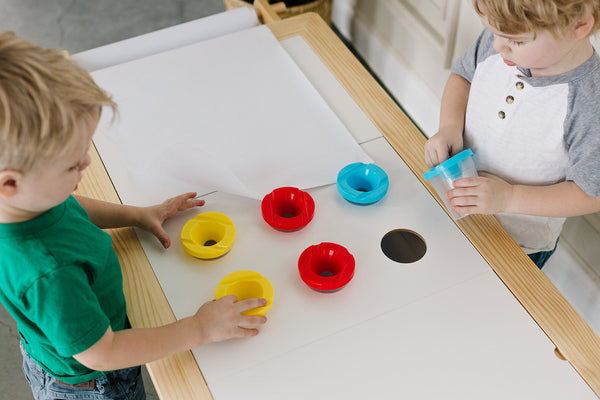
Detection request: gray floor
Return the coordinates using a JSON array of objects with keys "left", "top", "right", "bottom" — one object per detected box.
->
[{"left": 0, "top": 1, "right": 225, "bottom": 398}]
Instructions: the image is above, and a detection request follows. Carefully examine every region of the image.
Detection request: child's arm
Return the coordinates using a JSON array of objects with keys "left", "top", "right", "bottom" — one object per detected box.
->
[
  {"left": 424, "top": 73, "right": 471, "bottom": 168},
  {"left": 74, "top": 192, "right": 204, "bottom": 248},
  {"left": 73, "top": 295, "right": 267, "bottom": 372},
  {"left": 448, "top": 173, "right": 600, "bottom": 217}
]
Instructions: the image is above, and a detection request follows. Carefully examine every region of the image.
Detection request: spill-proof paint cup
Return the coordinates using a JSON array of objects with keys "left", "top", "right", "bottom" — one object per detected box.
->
[
  {"left": 298, "top": 242, "right": 355, "bottom": 293},
  {"left": 336, "top": 162, "right": 389, "bottom": 205},
  {"left": 423, "top": 148, "right": 477, "bottom": 219},
  {"left": 181, "top": 212, "right": 236, "bottom": 259},
  {"left": 261, "top": 187, "right": 315, "bottom": 231},
  {"left": 215, "top": 270, "right": 274, "bottom": 316}
]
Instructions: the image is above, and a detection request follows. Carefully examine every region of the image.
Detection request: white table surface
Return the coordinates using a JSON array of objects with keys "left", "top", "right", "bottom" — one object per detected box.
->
[{"left": 92, "top": 28, "right": 597, "bottom": 399}]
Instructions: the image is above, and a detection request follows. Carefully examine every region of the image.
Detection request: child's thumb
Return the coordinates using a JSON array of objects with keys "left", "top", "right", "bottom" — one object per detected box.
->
[{"left": 155, "top": 228, "right": 171, "bottom": 248}]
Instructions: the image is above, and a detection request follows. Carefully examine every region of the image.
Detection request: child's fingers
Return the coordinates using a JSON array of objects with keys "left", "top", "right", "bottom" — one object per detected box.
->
[
  {"left": 169, "top": 192, "right": 193, "bottom": 210},
  {"left": 172, "top": 191, "right": 197, "bottom": 201},
  {"left": 199, "top": 296, "right": 268, "bottom": 341},
  {"left": 448, "top": 192, "right": 478, "bottom": 207},
  {"left": 185, "top": 199, "right": 205, "bottom": 209},
  {"left": 424, "top": 152, "right": 436, "bottom": 168},
  {"left": 453, "top": 204, "right": 478, "bottom": 215},
  {"left": 235, "top": 327, "right": 260, "bottom": 337},
  {"left": 236, "top": 297, "right": 268, "bottom": 313},
  {"left": 426, "top": 147, "right": 450, "bottom": 168},
  {"left": 174, "top": 192, "right": 205, "bottom": 211},
  {"left": 240, "top": 314, "right": 267, "bottom": 326},
  {"left": 451, "top": 177, "right": 479, "bottom": 188},
  {"left": 424, "top": 148, "right": 439, "bottom": 167},
  {"left": 152, "top": 226, "right": 171, "bottom": 248},
  {"left": 216, "top": 294, "right": 238, "bottom": 304},
  {"left": 436, "top": 147, "right": 451, "bottom": 165},
  {"left": 234, "top": 298, "right": 268, "bottom": 329}
]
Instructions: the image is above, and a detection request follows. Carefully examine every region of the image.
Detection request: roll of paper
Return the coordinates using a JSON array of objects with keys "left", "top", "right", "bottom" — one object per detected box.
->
[{"left": 72, "top": 7, "right": 259, "bottom": 71}]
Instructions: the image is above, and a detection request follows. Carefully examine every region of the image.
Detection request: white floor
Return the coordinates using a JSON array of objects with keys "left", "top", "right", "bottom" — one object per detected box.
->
[{"left": 544, "top": 244, "right": 600, "bottom": 336}]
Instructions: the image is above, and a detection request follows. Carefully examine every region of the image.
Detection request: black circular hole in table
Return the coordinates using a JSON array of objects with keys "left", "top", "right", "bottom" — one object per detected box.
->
[{"left": 380, "top": 229, "right": 426, "bottom": 263}]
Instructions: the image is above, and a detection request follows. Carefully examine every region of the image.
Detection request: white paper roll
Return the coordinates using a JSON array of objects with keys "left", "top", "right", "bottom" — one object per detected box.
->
[{"left": 72, "top": 7, "right": 259, "bottom": 71}]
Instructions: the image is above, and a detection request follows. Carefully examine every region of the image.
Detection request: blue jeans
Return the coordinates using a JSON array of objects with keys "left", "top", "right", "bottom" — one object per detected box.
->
[
  {"left": 21, "top": 343, "right": 146, "bottom": 400},
  {"left": 528, "top": 241, "right": 558, "bottom": 269}
]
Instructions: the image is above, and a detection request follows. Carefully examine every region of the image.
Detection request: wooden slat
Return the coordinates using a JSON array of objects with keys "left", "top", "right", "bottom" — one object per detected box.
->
[{"left": 253, "top": 0, "right": 283, "bottom": 23}]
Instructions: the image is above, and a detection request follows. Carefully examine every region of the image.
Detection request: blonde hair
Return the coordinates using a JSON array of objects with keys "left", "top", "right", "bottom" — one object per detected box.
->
[
  {"left": 0, "top": 31, "right": 117, "bottom": 172},
  {"left": 473, "top": 0, "right": 600, "bottom": 37}
]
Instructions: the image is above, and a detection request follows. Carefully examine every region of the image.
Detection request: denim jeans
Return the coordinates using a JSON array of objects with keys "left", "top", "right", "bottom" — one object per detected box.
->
[
  {"left": 528, "top": 240, "right": 558, "bottom": 270},
  {"left": 21, "top": 343, "right": 146, "bottom": 400}
]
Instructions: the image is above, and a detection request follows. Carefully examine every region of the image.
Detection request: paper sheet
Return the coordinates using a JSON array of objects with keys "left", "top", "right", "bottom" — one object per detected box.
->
[{"left": 92, "top": 25, "right": 372, "bottom": 205}]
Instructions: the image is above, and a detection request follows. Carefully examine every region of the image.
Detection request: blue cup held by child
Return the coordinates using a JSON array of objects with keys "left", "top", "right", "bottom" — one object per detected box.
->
[{"left": 423, "top": 149, "right": 477, "bottom": 219}]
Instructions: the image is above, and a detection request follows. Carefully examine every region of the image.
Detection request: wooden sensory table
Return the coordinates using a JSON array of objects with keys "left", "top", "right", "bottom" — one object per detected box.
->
[{"left": 76, "top": 12, "right": 600, "bottom": 400}]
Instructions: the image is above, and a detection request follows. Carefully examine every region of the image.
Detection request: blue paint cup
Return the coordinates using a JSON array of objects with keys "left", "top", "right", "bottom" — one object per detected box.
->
[
  {"left": 336, "top": 163, "right": 389, "bottom": 205},
  {"left": 423, "top": 149, "right": 477, "bottom": 219}
]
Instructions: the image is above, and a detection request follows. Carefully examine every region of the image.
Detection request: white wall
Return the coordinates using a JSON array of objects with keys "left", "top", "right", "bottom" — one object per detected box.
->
[
  {"left": 332, "top": 0, "right": 600, "bottom": 137},
  {"left": 331, "top": 0, "right": 479, "bottom": 136}
]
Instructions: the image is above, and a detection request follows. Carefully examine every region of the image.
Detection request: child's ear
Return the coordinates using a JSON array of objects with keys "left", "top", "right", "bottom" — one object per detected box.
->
[
  {"left": 573, "top": 15, "right": 595, "bottom": 39},
  {"left": 0, "top": 170, "right": 23, "bottom": 198}
]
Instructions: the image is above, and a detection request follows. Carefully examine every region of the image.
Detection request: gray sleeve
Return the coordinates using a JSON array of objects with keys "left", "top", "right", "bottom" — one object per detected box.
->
[
  {"left": 451, "top": 28, "right": 496, "bottom": 83},
  {"left": 564, "top": 58, "right": 600, "bottom": 197}
]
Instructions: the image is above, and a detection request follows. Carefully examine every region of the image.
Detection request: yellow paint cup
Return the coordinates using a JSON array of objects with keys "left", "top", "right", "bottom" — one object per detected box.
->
[
  {"left": 181, "top": 212, "right": 236, "bottom": 259},
  {"left": 215, "top": 271, "right": 274, "bottom": 316}
]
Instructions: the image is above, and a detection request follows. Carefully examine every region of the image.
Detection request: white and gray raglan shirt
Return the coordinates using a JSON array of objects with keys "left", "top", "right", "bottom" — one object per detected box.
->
[{"left": 452, "top": 29, "right": 600, "bottom": 253}]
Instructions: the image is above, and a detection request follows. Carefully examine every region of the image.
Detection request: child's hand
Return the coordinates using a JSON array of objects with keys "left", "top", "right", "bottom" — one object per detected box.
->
[
  {"left": 137, "top": 192, "right": 205, "bottom": 248},
  {"left": 193, "top": 296, "right": 268, "bottom": 344},
  {"left": 446, "top": 172, "right": 514, "bottom": 215},
  {"left": 424, "top": 129, "right": 464, "bottom": 168}
]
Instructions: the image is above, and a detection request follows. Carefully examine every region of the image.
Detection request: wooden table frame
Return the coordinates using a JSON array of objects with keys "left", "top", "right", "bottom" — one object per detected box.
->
[{"left": 77, "top": 12, "right": 600, "bottom": 399}]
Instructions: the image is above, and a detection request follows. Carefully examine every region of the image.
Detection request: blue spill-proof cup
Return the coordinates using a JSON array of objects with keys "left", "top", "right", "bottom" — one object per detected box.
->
[
  {"left": 423, "top": 149, "right": 477, "bottom": 219},
  {"left": 336, "top": 163, "right": 389, "bottom": 205}
]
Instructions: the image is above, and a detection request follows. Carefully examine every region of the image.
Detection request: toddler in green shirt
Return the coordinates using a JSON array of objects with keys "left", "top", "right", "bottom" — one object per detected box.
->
[{"left": 0, "top": 31, "right": 266, "bottom": 399}]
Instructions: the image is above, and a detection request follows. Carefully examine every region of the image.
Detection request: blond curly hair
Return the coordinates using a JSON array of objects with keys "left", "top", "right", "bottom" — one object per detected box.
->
[
  {"left": 0, "top": 31, "right": 116, "bottom": 172},
  {"left": 473, "top": 0, "right": 600, "bottom": 37}
]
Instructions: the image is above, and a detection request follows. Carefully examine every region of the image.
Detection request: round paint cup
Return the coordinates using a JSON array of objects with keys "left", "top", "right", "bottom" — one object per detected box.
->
[
  {"left": 181, "top": 212, "right": 236, "bottom": 259},
  {"left": 336, "top": 162, "right": 389, "bottom": 205},
  {"left": 261, "top": 187, "right": 315, "bottom": 231},
  {"left": 215, "top": 270, "right": 274, "bottom": 316},
  {"left": 298, "top": 242, "right": 355, "bottom": 293},
  {"left": 423, "top": 148, "right": 477, "bottom": 219}
]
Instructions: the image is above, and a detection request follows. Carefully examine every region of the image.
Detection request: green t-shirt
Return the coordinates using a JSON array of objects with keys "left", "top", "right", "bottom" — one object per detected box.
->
[{"left": 0, "top": 195, "right": 126, "bottom": 384}]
